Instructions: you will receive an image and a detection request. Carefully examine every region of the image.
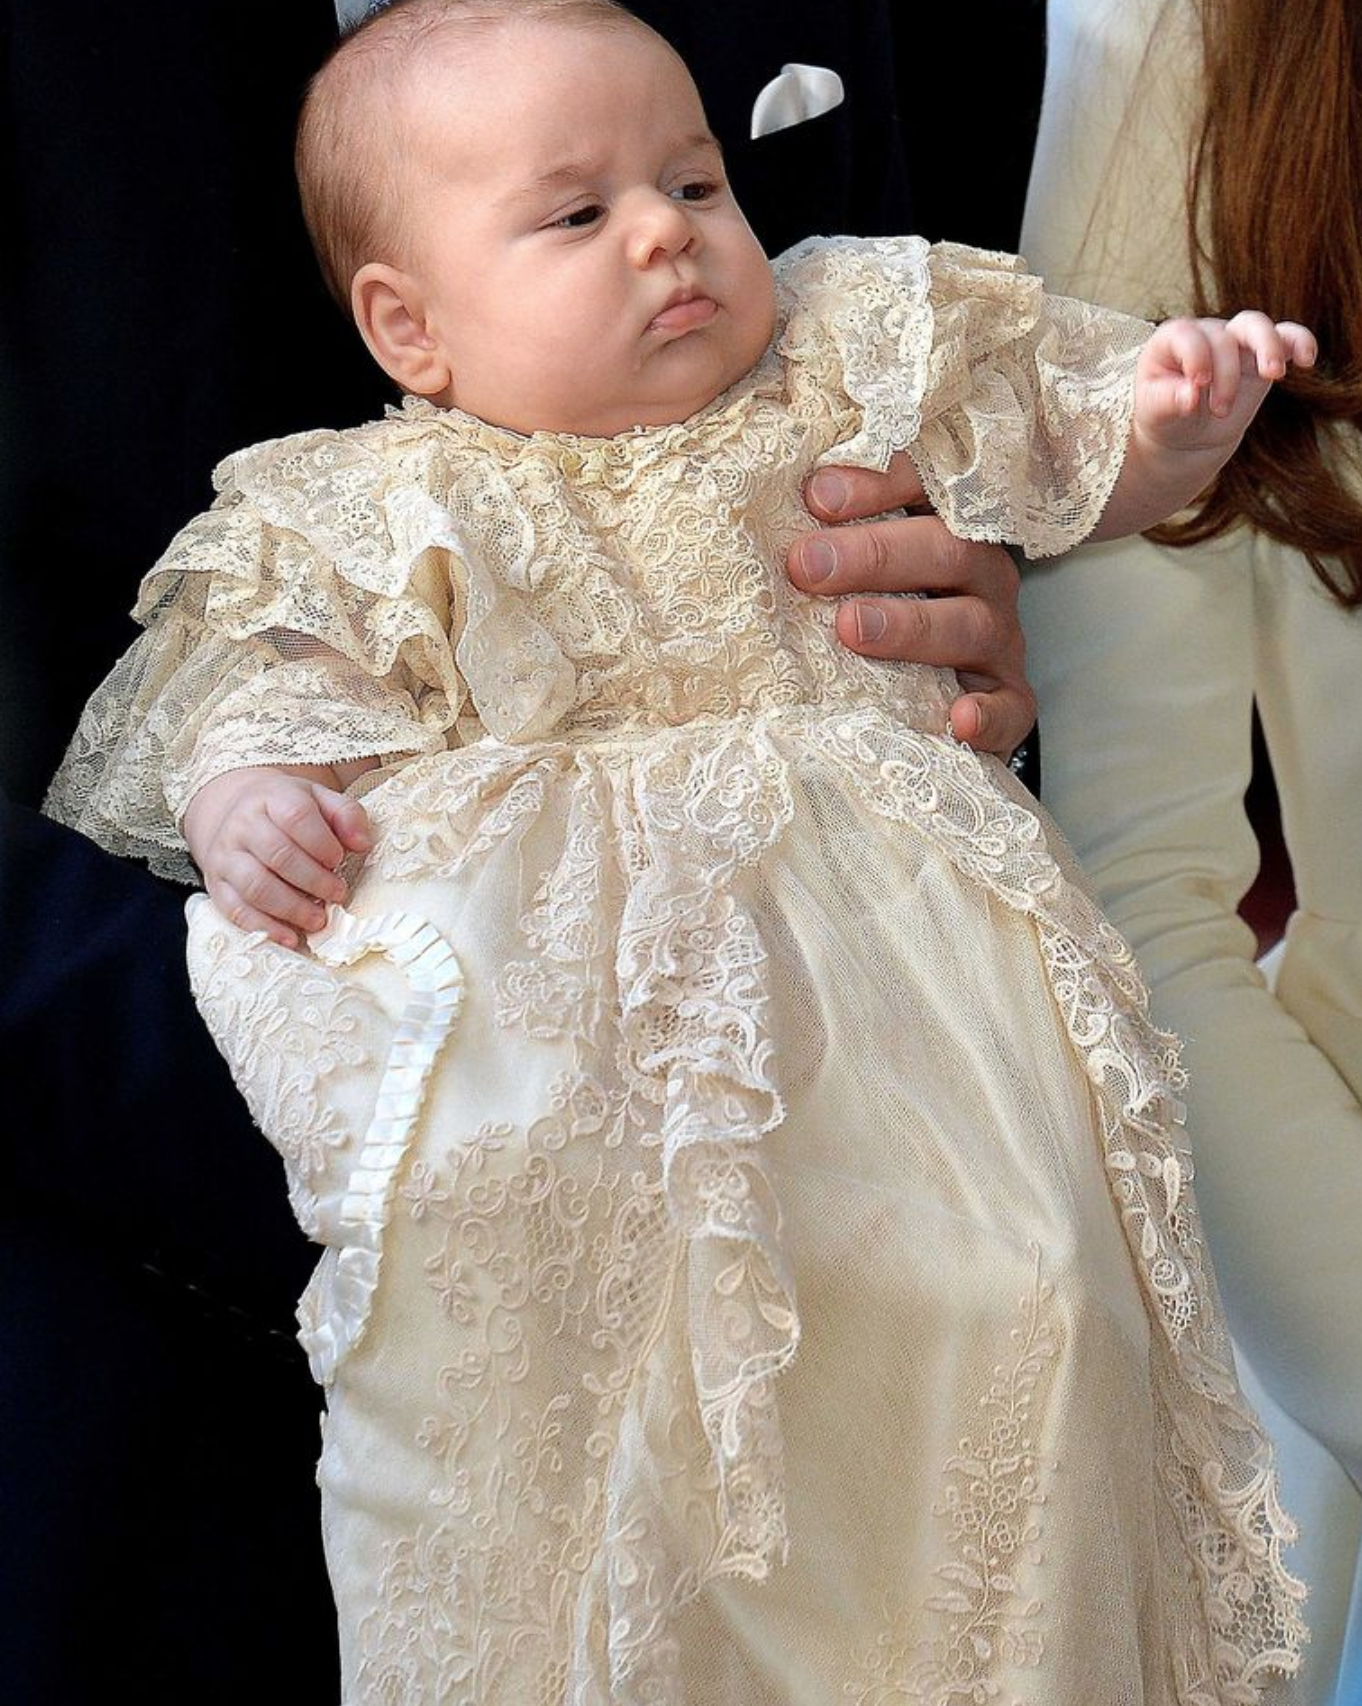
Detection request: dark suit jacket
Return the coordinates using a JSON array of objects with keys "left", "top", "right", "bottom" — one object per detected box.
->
[{"left": 0, "top": 796, "right": 335, "bottom": 1700}]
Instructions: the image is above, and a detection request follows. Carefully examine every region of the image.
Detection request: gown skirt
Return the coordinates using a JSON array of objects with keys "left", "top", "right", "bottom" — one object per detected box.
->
[{"left": 184, "top": 705, "right": 1305, "bottom": 1706}]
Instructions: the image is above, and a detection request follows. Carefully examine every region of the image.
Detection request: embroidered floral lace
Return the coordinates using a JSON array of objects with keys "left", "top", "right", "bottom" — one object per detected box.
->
[{"left": 48, "top": 238, "right": 1305, "bottom": 1704}]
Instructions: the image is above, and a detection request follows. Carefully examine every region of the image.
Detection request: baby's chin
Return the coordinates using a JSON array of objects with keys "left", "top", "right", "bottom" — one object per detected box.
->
[{"left": 432, "top": 345, "right": 765, "bottom": 440}]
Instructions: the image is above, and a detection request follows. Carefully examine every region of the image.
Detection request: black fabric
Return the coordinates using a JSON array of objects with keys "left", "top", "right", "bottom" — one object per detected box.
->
[
  {"left": 0, "top": 797, "right": 316, "bottom": 1321},
  {"left": 634, "top": 0, "right": 916, "bottom": 257},
  {"left": 0, "top": 1222, "right": 332, "bottom": 1702},
  {"left": 0, "top": 796, "right": 337, "bottom": 1703},
  {"left": 0, "top": 7, "right": 356, "bottom": 1695},
  {"left": 0, "top": 0, "right": 386, "bottom": 808},
  {"left": 0, "top": 2, "right": 1044, "bottom": 1699}
]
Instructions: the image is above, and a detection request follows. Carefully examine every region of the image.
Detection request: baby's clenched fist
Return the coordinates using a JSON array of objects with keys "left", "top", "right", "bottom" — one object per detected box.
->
[{"left": 183, "top": 764, "right": 374, "bottom": 949}]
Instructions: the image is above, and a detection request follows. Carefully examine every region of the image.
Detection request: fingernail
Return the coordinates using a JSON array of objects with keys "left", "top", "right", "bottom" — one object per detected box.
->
[
  {"left": 801, "top": 539, "right": 838, "bottom": 584},
  {"left": 854, "top": 603, "right": 886, "bottom": 643},
  {"left": 808, "top": 471, "right": 849, "bottom": 516}
]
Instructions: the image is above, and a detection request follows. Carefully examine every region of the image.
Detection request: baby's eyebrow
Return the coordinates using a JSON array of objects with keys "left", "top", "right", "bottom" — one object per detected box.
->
[
  {"left": 668, "top": 130, "right": 725, "bottom": 162},
  {"left": 505, "top": 160, "right": 600, "bottom": 206},
  {"left": 504, "top": 132, "right": 723, "bottom": 208}
]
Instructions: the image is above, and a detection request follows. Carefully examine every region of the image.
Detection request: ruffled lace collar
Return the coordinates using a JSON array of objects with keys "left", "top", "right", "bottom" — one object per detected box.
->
[{"left": 393, "top": 339, "right": 788, "bottom": 472}]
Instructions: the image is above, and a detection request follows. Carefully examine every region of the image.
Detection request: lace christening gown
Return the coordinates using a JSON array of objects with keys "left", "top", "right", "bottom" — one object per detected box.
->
[{"left": 48, "top": 238, "right": 1306, "bottom": 1705}]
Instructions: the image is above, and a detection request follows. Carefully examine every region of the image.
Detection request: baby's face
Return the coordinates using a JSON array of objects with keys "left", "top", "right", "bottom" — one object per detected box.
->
[{"left": 378, "top": 19, "right": 777, "bottom": 436}]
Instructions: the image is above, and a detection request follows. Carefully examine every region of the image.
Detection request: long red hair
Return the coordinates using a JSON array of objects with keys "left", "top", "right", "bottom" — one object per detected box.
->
[{"left": 1149, "top": 0, "right": 1362, "bottom": 607}]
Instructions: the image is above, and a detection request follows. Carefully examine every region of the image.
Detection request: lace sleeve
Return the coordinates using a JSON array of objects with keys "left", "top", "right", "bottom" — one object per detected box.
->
[
  {"left": 778, "top": 235, "right": 1151, "bottom": 558},
  {"left": 44, "top": 423, "right": 470, "bottom": 882}
]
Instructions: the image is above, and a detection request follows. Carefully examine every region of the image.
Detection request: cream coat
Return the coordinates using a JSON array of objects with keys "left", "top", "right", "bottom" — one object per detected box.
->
[{"left": 1020, "top": 2, "right": 1362, "bottom": 1697}]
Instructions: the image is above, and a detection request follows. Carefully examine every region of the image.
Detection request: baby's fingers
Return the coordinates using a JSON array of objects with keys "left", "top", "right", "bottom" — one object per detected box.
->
[
  {"left": 1275, "top": 321, "right": 1318, "bottom": 371},
  {"left": 1223, "top": 309, "right": 1295, "bottom": 387},
  {"left": 262, "top": 796, "right": 349, "bottom": 903},
  {"left": 217, "top": 852, "right": 333, "bottom": 942},
  {"left": 312, "top": 786, "right": 374, "bottom": 856},
  {"left": 261, "top": 831, "right": 350, "bottom": 906},
  {"left": 1145, "top": 317, "right": 1217, "bottom": 415},
  {"left": 212, "top": 891, "right": 300, "bottom": 950},
  {"left": 1223, "top": 312, "right": 1318, "bottom": 383},
  {"left": 264, "top": 790, "right": 346, "bottom": 873},
  {"left": 1204, "top": 317, "right": 1249, "bottom": 417}
]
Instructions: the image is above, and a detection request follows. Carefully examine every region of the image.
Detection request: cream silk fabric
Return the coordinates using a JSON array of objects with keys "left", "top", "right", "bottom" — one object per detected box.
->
[{"left": 49, "top": 238, "right": 1305, "bottom": 1703}]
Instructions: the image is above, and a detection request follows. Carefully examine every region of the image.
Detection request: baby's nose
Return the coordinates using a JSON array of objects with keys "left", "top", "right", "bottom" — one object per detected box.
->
[{"left": 626, "top": 192, "right": 697, "bottom": 267}]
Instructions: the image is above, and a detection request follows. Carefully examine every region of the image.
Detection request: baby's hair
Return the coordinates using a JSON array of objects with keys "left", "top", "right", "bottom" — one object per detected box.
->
[{"left": 297, "top": 0, "right": 646, "bottom": 311}]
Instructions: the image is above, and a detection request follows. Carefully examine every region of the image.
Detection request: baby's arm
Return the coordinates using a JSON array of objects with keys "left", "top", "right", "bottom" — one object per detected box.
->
[
  {"left": 1089, "top": 313, "right": 1317, "bottom": 542},
  {"left": 183, "top": 761, "right": 378, "bottom": 949}
]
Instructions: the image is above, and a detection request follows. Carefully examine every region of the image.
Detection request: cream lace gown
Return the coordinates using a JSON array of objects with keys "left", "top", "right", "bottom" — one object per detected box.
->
[{"left": 48, "top": 238, "right": 1306, "bottom": 1705}]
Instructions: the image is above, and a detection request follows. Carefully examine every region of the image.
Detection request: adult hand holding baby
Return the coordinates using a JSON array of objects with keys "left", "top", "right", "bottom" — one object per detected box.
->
[
  {"left": 183, "top": 765, "right": 374, "bottom": 948},
  {"left": 790, "top": 456, "right": 1034, "bottom": 757},
  {"left": 792, "top": 313, "right": 1317, "bottom": 763}
]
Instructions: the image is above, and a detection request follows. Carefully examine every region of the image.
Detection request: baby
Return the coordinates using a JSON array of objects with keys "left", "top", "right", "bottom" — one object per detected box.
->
[
  {"left": 48, "top": 1, "right": 1311, "bottom": 1701},
  {"left": 181, "top": 0, "right": 1307, "bottom": 950}
]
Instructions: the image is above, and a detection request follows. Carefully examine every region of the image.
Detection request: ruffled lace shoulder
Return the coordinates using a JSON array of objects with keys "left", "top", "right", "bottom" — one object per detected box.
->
[
  {"left": 45, "top": 416, "right": 471, "bottom": 879},
  {"left": 774, "top": 234, "right": 1151, "bottom": 557},
  {"left": 141, "top": 417, "right": 468, "bottom": 682}
]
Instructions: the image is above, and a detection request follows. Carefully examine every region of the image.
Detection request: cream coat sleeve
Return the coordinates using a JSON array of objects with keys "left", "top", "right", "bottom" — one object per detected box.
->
[
  {"left": 1021, "top": 0, "right": 1362, "bottom": 1487},
  {"left": 1020, "top": 535, "right": 1362, "bottom": 1481}
]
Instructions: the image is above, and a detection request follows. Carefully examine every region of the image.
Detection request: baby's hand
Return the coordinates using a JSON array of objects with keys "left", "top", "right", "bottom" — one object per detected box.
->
[
  {"left": 1135, "top": 312, "right": 1317, "bottom": 455},
  {"left": 183, "top": 766, "right": 373, "bottom": 949}
]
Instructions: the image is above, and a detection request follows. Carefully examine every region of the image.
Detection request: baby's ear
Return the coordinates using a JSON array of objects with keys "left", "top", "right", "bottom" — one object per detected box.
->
[{"left": 351, "top": 263, "right": 453, "bottom": 397}]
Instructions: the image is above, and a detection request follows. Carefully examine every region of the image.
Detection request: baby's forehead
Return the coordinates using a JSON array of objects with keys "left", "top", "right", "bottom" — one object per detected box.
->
[
  {"left": 389, "top": 9, "right": 661, "bottom": 106},
  {"left": 375, "top": 13, "right": 503, "bottom": 121},
  {"left": 338, "top": 16, "right": 535, "bottom": 200},
  {"left": 388, "top": 14, "right": 705, "bottom": 181}
]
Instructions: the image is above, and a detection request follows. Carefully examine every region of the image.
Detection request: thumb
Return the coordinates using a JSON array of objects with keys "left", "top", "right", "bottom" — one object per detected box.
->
[
  {"left": 805, "top": 451, "right": 927, "bottom": 522},
  {"left": 311, "top": 784, "right": 373, "bottom": 853}
]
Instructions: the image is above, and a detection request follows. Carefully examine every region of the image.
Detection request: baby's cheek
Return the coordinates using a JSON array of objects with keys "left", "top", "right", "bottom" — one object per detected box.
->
[{"left": 742, "top": 271, "right": 779, "bottom": 364}]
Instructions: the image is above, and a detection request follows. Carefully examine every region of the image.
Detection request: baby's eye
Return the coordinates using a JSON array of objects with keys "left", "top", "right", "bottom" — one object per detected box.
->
[
  {"left": 554, "top": 203, "right": 605, "bottom": 230},
  {"left": 671, "top": 179, "right": 717, "bottom": 204}
]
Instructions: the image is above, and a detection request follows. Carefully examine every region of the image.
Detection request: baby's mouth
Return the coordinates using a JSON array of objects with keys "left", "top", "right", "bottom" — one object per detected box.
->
[{"left": 648, "top": 294, "right": 718, "bottom": 335}]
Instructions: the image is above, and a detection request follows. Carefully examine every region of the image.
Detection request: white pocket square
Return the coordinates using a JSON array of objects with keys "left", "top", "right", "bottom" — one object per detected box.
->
[{"left": 750, "top": 63, "right": 845, "bottom": 141}]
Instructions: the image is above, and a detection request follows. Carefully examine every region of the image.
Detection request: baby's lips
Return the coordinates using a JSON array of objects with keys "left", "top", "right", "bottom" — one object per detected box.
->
[{"left": 648, "top": 296, "right": 718, "bottom": 335}]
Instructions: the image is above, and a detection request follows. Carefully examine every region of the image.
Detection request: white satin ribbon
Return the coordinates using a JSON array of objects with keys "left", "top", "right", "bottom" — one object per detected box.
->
[{"left": 750, "top": 63, "right": 845, "bottom": 140}]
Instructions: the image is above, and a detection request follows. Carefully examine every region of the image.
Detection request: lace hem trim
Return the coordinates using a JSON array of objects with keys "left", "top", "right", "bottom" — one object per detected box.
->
[{"left": 811, "top": 710, "right": 1307, "bottom": 1691}]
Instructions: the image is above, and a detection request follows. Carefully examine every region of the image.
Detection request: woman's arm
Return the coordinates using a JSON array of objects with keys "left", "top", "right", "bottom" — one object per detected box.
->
[{"left": 1020, "top": 529, "right": 1362, "bottom": 1477}]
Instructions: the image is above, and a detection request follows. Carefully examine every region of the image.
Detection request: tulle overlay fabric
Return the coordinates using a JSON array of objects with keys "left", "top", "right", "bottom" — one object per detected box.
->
[{"left": 48, "top": 238, "right": 1304, "bottom": 1700}]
